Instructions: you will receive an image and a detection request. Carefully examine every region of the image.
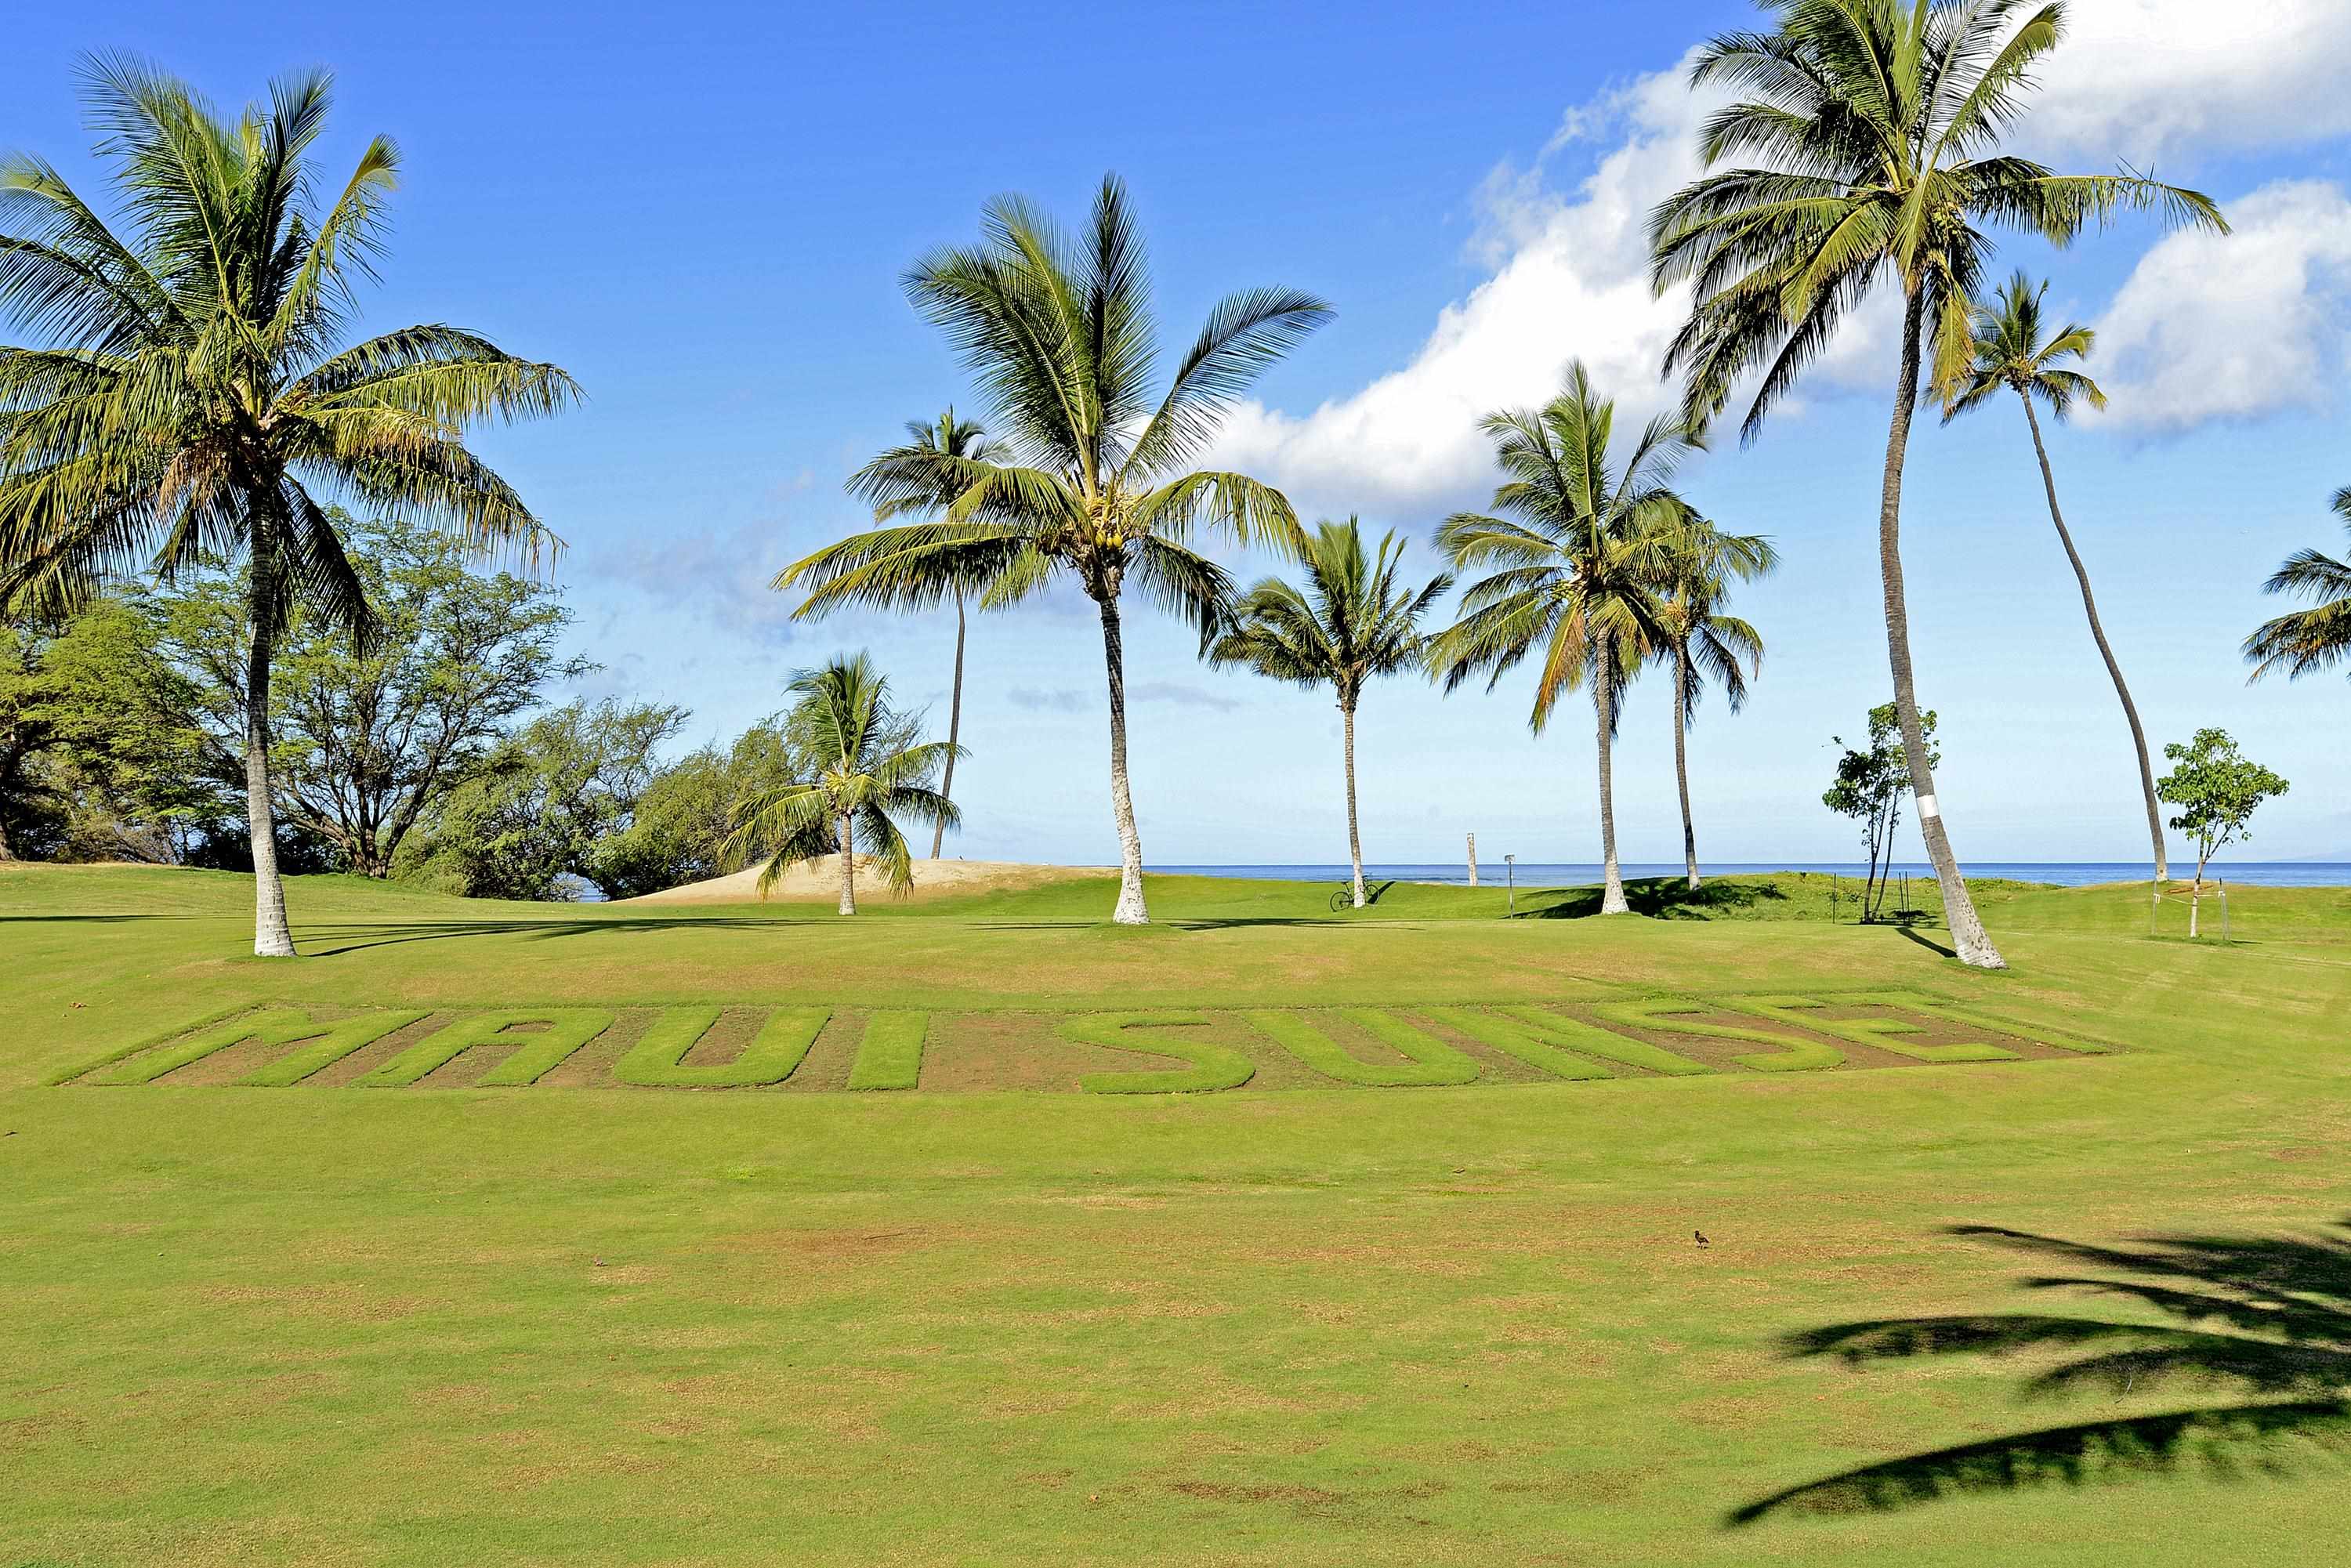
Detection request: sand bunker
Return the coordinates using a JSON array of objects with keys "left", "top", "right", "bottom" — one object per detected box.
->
[{"left": 619, "top": 855, "right": 1104, "bottom": 906}]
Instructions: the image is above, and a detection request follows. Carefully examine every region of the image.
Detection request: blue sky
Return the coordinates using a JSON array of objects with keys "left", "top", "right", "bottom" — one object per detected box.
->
[{"left": 13, "top": 2, "right": 2351, "bottom": 865}]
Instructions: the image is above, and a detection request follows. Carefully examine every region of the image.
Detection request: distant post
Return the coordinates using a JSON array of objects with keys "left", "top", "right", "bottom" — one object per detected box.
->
[{"left": 1467, "top": 833, "right": 1478, "bottom": 888}]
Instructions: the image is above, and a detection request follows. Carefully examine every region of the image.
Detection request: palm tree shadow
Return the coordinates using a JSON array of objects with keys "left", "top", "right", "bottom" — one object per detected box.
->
[
  {"left": 1517, "top": 875, "right": 1791, "bottom": 921},
  {"left": 1728, "top": 1217, "right": 2351, "bottom": 1526}
]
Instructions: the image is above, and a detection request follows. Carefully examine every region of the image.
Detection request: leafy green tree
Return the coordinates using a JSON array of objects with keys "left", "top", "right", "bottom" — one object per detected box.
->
[
  {"left": 848, "top": 408, "right": 991, "bottom": 860},
  {"left": 1429, "top": 362, "right": 1692, "bottom": 916},
  {"left": 400, "top": 698, "right": 686, "bottom": 901},
  {"left": 1943, "top": 270, "right": 2165, "bottom": 881},
  {"left": 2244, "top": 487, "right": 2351, "bottom": 685},
  {"left": 1654, "top": 509, "right": 1774, "bottom": 891},
  {"left": 2, "top": 596, "right": 220, "bottom": 860},
  {"left": 777, "top": 176, "right": 1329, "bottom": 924},
  {"left": 0, "top": 59, "right": 576, "bottom": 954},
  {"left": 1208, "top": 519, "right": 1451, "bottom": 907},
  {"left": 1823, "top": 702, "right": 1939, "bottom": 921},
  {"left": 590, "top": 718, "right": 804, "bottom": 897},
  {"left": 726, "top": 654, "right": 960, "bottom": 915},
  {"left": 2155, "top": 728, "right": 2288, "bottom": 936},
  {"left": 1647, "top": 0, "right": 2225, "bottom": 969},
  {"left": 156, "top": 515, "right": 585, "bottom": 877}
]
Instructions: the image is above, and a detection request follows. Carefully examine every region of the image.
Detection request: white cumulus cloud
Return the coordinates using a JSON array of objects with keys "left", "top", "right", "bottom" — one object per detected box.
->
[{"left": 2089, "top": 180, "right": 2351, "bottom": 431}]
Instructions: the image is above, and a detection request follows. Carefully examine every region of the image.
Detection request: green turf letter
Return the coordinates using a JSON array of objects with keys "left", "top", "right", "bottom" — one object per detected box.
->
[
  {"left": 1727, "top": 994, "right": 2020, "bottom": 1063},
  {"left": 1418, "top": 1009, "right": 1612, "bottom": 1081},
  {"left": 1067, "top": 1013, "right": 1255, "bottom": 1094},
  {"left": 846, "top": 1012, "right": 928, "bottom": 1091},
  {"left": 614, "top": 1007, "right": 831, "bottom": 1087},
  {"left": 1589, "top": 998, "right": 1843, "bottom": 1073},
  {"left": 83, "top": 1009, "right": 424, "bottom": 1087},
  {"left": 1495, "top": 1006, "right": 1715, "bottom": 1075},
  {"left": 354, "top": 1010, "right": 615, "bottom": 1088},
  {"left": 1247, "top": 1009, "right": 1480, "bottom": 1087}
]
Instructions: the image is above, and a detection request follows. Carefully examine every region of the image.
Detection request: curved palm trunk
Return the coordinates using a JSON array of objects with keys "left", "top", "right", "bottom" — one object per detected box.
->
[
  {"left": 2016, "top": 394, "right": 2167, "bottom": 882},
  {"left": 244, "top": 566, "right": 296, "bottom": 958},
  {"left": 837, "top": 813, "right": 856, "bottom": 915},
  {"left": 1096, "top": 595, "right": 1149, "bottom": 925},
  {"left": 932, "top": 589, "right": 965, "bottom": 860},
  {"left": 1672, "top": 642, "right": 1699, "bottom": 892},
  {"left": 1882, "top": 287, "right": 2002, "bottom": 969},
  {"left": 1342, "top": 698, "right": 1365, "bottom": 908},
  {"left": 1594, "top": 643, "right": 1629, "bottom": 915}
]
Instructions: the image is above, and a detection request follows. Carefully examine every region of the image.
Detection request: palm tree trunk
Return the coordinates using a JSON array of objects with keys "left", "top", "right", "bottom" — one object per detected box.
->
[
  {"left": 933, "top": 589, "right": 965, "bottom": 860},
  {"left": 1594, "top": 643, "right": 1629, "bottom": 915},
  {"left": 1096, "top": 594, "right": 1149, "bottom": 925},
  {"left": 1342, "top": 698, "right": 1364, "bottom": 908},
  {"left": 1880, "top": 285, "right": 2002, "bottom": 969},
  {"left": 242, "top": 556, "right": 297, "bottom": 958},
  {"left": 2016, "top": 393, "right": 2167, "bottom": 882},
  {"left": 1673, "top": 643, "right": 1699, "bottom": 892},
  {"left": 837, "top": 813, "right": 856, "bottom": 915}
]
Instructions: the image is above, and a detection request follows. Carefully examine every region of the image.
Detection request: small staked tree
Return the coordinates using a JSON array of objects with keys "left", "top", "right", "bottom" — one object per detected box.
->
[
  {"left": 1822, "top": 701, "right": 1939, "bottom": 922},
  {"left": 1654, "top": 509, "right": 1774, "bottom": 891},
  {"left": 777, "top": 176, "right": 1328, "bottom": 925},
  {"left": 0, "top": 60, "right": 576, "bottom": 954},
  {"left": 726, "top": 654, "right": 961, "bottom": 915},
  {"left": 1207, "top": 518, "right": 1451, "bottom": 908},
  {"left": 1429, "top": 363, "right": 1690, "bottom": 916},
  {"left": 847, "top": 408, "right": 991, "bottom": 859},
  {"left": 2155, "top": 728, "right": 2288, "bottom": 939},
  {"left": 2244, "top": 487, "right": 2351, "bottom": 686},
  {"left": 1943, "top": 270, "right": 2166, "bottom": 882},
  {"left": 1647, "top": 0, "right": 2226, "bottom": 969}
]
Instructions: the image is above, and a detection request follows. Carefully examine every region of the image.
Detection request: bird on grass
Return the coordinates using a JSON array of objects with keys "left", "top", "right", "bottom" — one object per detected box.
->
[{"left": 1694, "top": 1230, "right": 1710, "bottom": 1248}]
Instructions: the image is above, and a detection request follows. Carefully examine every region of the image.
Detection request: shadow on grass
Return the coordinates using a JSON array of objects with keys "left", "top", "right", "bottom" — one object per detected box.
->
[
  {"left": 1893, "top": 924, "right": 1958, "bottom": 959},
  {"left": 295, "top": 915, "right": 816, "bottom": 956},
  {"left": 1728, "top": 1218, "right": 2351, "bottom": 1526},
  {"left": 1515, "top": 875, "right": 1792, "bottom": 921}
]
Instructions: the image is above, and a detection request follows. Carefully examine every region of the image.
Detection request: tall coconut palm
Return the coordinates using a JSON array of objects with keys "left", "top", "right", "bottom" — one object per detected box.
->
[
  {"left": 777, "top": 176, "right": 1329, "bottom": 924},
  {"left": 1646, "top": 0, "right": 2226, "bottom": 969},
  {"left": 1428, "top": 362, "right": 1691, "bottom": 917},
  {"left": 847, "top": 407, "right": 993, "bottom": 859},
  {"left": 1943, "top": 270, "right": 2166, "bottom": 879},
  {"left": 0, "top": 60, "right": 575, "bottom": 955},
  {"left": 1654, "top": 510, "right": 1775, "bottom": 891},
  {"left": 1208, "top": 518, "right": 1451, "bottom": 908},
  {"left": 2244, "top": 487, "right": 2351, "bottom": 684},
  {"left": 726, "top": 653, "right": 961, "bottom": 915}
]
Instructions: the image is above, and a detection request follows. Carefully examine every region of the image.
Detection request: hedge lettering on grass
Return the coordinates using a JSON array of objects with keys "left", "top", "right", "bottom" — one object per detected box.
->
[
  {"left": 1246, "top": 1009, "right": 1481, "bottom": 1087},
  {"left": 354, "top": 1010, "right": 617, "bottom": 1088},
  {"left": 1494, "top": 1006, "right": 1715, "bottom": 1076},
  {"left": 846, "top": 1012, "right": 929, "bottom": 1091},
  {"left": 1728, "top": 994, "right": 2019, "bottom": 1063},
  {"left": 1419, "top": 1008, "right": 1613, "bottom": 1081},
  {"left": 1066, "top": 1013, "right": 1257, "bottom": 1094},
  {"left": 614, "top": 1007, "right": 831, "bottom": 1087},
  {"left": 85, "top": 1009, "right": 425, "bottom": 1087},
  {"left": 1590, "top": 998, "right": 1843, "bottom": 1072}
]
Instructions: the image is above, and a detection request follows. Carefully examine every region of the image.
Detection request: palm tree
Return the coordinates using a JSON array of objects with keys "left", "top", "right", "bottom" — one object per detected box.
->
[
  {"left": 1654, "top": 510, "right": 1775, "bottom": 891},
  {"left": 1208, "top": 519, "right": 1451, "bottom": 908},
  {"left": 1428, "top": 362, "right": 1691, "bottom": 917},
  {"left": 776, "top": 176, "right": 1329, "bottom": 924},
  {"left": 0, "top": 60, "right": 575, "bottom": 956},
  {"left": 1943, "top": 270, "right": 2166, "bottom": 879},
  {"left": 726, "top": 653, "right": 961, "bottom": 915},
  {"left": 1646, "top": 0, "right": 2225, "bottom": 969},
  {"left": 848, "top": 407, "right": 992, "bottom": 859},
  {"left": 2244, "top": 487, "right": 2351, "bottom": 685}
]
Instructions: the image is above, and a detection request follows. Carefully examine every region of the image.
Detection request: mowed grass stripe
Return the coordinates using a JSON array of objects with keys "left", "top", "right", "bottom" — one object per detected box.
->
[
  {"left": 1066, "top": 1013, "right": 1257, "bottom": 1094},
  {"left": 1592, "top": 998, "right": 1845, "bottom": 1072},
  {"left": 846, "top": 1012, "right": 927, "bottom": 1091},
  {"left": 614, "top": 1007, "right": 831, "bottom": 1087},
  {"left": 353, "top": 1010, "right": 616, "bottom": 1088},
  {"left": 1246, "top": 1009, "right": 1481, "bottom": 1087}
]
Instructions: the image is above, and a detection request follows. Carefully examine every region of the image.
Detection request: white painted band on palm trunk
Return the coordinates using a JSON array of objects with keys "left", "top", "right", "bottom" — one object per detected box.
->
[{"left": 1916, "top": 793, "right": 1940, "bottom": 819}]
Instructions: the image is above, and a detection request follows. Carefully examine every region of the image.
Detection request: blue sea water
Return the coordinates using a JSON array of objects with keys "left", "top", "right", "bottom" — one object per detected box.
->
[{"left": 1150, "top": 862, "right": 2351, "bottom": 889}]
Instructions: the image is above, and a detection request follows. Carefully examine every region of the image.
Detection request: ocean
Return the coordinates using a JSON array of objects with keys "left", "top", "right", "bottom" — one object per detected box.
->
[{"left": 1147, "top": 862, "right": 2351, "bottom": 889}]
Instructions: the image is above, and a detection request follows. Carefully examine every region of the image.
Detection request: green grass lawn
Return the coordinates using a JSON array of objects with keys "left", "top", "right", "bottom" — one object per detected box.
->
[{"left": 4, "top": 862, "right": 2348, "bottom": 1566}]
